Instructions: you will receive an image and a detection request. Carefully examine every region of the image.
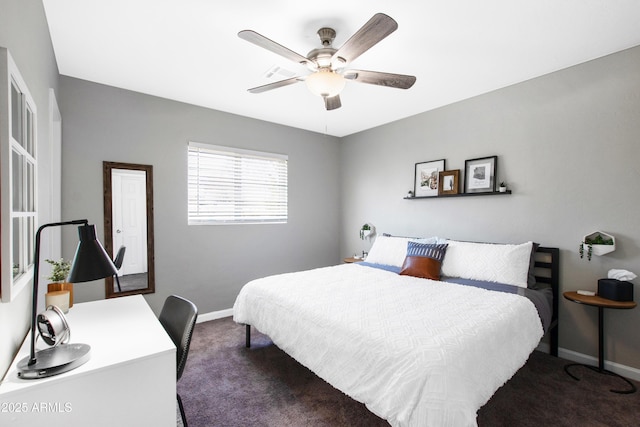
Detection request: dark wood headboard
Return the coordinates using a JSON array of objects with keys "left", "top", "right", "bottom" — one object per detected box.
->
[{"left": 534, "top": 247, "right": 560, "bottom": 356}]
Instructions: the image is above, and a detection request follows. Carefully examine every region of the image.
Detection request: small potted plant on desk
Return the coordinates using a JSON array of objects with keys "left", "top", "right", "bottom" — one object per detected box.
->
[
  {"left": 45, "top": 258, "right": 74, "bottom": 307},
  {"left": 499, "top": 182, "right": 507, "bottom": 193}
]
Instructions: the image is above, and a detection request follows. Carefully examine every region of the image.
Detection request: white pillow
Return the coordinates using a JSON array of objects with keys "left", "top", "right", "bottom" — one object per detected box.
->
[
  {"left": 411, "top": 236, "right": 448, "bottom": 245},
  {"left": 440, "top": 240, "right": 534, "bottom": 288},
  {"left": 365, "top": 235, "right": 411, "bottom": 267}
]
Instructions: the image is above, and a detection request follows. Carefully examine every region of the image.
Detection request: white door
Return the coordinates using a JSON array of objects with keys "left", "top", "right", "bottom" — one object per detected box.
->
[{"left": 112, "top": 169, "right": 147, "bottom": 276}]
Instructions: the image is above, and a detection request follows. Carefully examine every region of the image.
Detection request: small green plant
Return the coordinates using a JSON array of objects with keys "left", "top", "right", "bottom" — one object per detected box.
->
[
  {"left": 579, "top": 234, "right": 614, "bottom": 261},
  {"left": 585, "top": 234, "right": 614, "bottom": 246},
  {"left": 499, "top": 181, "right": 506, "bottom": 188},
  {"left": 579, "top": 242, "right": 593, "bottom": 261},
  {"left": 45, "top": 258, "right": 71, "bottom": 282},
  {"left": 359, "top": 224, "right": 371, "bottom": 240}
]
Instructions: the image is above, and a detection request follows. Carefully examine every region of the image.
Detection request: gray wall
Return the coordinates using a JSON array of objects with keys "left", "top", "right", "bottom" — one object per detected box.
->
[
  {"left": 0, "top": 0, "right": 60, "bottom": 376},
  {"left": 59, "top": 77, "right": 341, "bottom": 314},
  {"left": 340, "top": 45, "right": 640, "bottom": 370}
]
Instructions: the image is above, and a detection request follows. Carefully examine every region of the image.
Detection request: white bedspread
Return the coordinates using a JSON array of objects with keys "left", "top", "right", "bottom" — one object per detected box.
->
[{"left": 233, "top": 263, "right": 543, "bottom": 427}]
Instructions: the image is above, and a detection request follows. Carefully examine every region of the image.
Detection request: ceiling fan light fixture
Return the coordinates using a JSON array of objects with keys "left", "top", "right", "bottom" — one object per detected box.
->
[{"left": 305, "top": 70, "right": 346, "bottom": 97}]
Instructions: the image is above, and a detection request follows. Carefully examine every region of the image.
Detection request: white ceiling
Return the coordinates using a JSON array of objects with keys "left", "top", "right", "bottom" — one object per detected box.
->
[{"left": 42, "top": 0, "right": 640, "bottom": 137}]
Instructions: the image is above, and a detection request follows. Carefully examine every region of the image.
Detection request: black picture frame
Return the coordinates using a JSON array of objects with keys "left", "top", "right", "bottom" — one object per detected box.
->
[
  {"left": 414, "top": 159, "right": 446, "bottom": 197},
  {"left": 464, "top": 156, "right": 497, "bottom": 193}
]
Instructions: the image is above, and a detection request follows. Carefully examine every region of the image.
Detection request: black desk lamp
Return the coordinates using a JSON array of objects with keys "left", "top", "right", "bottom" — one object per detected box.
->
[{"left": 17, "top": 220, "right": 118, "bottom": 379}]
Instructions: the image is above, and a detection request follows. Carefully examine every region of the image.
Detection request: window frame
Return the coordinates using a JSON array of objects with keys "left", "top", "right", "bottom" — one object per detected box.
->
[
  {"left": 188, "top": 141, "right": 288, "bottom": 225},
  {"left": 1, "top": 48, "right": 37, "bottom": 302}
]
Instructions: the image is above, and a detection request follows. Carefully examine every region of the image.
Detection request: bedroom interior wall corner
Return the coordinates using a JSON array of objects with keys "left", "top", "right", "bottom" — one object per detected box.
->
[{"left": 338, "top": 44, "right": 640, "bottom": 372}]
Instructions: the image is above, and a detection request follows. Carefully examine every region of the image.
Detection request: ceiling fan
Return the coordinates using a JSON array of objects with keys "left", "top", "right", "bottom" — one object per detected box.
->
[{"left": 238, "top": 13, "right": 416, "bottom": 110}]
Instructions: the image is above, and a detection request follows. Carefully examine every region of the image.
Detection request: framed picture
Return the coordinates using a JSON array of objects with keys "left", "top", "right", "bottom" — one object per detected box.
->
[
  {"left": 414, "top": 159, "right": 446, "bottom": 197},
  {"left": 438, "top": 170, "right": 460, "bottom": 195},
  {"left": 464, "top": 156, "right": 497, "bottom": 193}
]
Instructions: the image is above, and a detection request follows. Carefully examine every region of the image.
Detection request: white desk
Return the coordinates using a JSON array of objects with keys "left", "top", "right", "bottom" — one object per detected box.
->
[{"left": 0, "top": 295, "right": 176, "bottom": 426}]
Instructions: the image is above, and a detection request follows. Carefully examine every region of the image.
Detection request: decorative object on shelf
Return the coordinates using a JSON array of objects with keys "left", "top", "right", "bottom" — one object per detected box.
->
[
  {"left": 406, "top": 190, "right": 414, "bottom": 198},
  {"left": 579, "top": 231, "right": 615, "bottom": 261},
  {"left": 45, "top": 258, "right": 74, "bottom": 308},
  {"left": 464, "top": 155, "right": 497, "bottom": 194},
  {"left": 438, "top": 170, "right": 460, "bottom": 195},
  {"left": 16, "top": 220, "right": 119, "bottom": 379},
  {"left": 414, "top": 159, "right": 446, "bottom": 197},
  {"left": 360, "top": 223, "right": 375, "bottom": 240},
  {"left": 499, "top": 181, "right": 507, "bottom": 193}
]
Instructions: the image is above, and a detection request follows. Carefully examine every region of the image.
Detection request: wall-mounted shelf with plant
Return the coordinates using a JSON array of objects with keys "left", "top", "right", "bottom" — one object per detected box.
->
[
  {"left": 579, "top": 231, "right": 615, "bottom": 261},
  {"left": 360, "top": 223, "right": 375, "bottom": 240}
]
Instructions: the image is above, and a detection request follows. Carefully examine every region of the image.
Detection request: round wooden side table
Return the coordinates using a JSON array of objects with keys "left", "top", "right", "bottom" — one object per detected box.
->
[{"left": 563, "top": 291, "right": 637, "bottom": 394}]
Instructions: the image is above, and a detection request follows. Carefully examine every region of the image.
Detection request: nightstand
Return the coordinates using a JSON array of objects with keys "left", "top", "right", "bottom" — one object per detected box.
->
[{"left": 563, "top": 291, "right": 637, "bottom": 393}]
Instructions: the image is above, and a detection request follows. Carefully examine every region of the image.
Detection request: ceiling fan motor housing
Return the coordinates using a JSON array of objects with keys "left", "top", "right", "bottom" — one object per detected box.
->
[{"left": 317, "top": 27, "right": 336, "bottom": 46}]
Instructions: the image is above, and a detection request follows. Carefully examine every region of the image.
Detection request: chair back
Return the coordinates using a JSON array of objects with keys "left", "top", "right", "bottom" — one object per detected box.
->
[
  {"left": 159, "top": 295, "right": 198, "bottom": 380},
  {"left": 113, "top": 246, "right": 126, "bottom": 270}
]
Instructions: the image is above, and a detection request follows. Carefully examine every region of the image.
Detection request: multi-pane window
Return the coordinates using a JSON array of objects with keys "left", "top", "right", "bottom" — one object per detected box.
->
[
  {"left": 188, "top": 142, "right": 288, "bottom": 225},
  {"left": 2, "top": 48, "right": 37, "bottom": 302}
]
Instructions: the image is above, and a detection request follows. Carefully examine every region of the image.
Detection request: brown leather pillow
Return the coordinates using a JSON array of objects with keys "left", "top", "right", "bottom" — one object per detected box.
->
[{"left": 399, "top": 256, "right": 442, "bottom": 280}]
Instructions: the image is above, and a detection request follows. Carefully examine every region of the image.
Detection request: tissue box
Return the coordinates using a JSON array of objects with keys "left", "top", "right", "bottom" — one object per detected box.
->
[{"left": 597, "top": 279, "right": 634, "bottom": 302}]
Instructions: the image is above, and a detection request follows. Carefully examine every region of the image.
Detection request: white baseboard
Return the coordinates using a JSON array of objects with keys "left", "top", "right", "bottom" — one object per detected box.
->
[
  {"left": 536, "top": 342, "right": 640, "bottom": 382},
  {"left": 197, "top": 308, "right": 233, "bottom": 323}
]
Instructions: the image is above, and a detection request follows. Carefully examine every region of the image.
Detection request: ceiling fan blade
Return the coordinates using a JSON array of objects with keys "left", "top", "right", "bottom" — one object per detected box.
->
[
  {"left": 238, "top": 30, "right": 312, "bottom": 67},
  {"left": 331, "top": 13, "right": 398, "bottom": 65},
  {"left": 344, "top": 70, "right": 416, "bottom": 89},
  {"left": 247, "top": 77, "right": 303, "bottom": 94},
  {"left": 323, "top": 95, "right": 342, "bottom": 110}
]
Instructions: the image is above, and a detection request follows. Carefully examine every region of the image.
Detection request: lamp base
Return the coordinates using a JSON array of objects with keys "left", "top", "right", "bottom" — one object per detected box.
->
[{"left": 17, "top": 343, "right": 91, "bottom": 379}]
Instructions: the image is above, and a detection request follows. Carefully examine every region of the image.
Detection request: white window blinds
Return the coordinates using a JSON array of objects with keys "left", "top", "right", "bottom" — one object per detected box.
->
[{"left": 188, "top": 142, "right": 288, "bottom": 225}]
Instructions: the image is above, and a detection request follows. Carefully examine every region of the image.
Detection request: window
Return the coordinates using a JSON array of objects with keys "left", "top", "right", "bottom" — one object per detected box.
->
[
  {"left": 1, "top": 48, "right": 37, "bottom": 302},
  {"left": 188, "top": 142, "right": 288, "bottom": 225}
]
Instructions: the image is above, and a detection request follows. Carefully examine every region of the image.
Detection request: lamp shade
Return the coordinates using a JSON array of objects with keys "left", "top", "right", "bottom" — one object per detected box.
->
[
  {"left": 67, "top": 224, "right": 118, "bottom": 283},
  {"left": 305, "top": 70, "right": 346, "bottom": 97}
]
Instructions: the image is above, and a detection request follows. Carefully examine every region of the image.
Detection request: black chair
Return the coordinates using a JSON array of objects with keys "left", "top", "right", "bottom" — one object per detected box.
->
[
  {"left": 113, "top": 245, "right": 126, "bottom": 269},
  {"left": 159, "top": 295, "right": 198, "bottom": 427},
  {"left": 112, "top": 246, "right": 126, "bottom": 292}
]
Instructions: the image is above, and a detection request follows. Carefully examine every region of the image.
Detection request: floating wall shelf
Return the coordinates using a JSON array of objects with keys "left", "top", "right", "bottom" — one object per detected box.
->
[{"left": 404, "top": 190, "right": 512, "bottom": 200}]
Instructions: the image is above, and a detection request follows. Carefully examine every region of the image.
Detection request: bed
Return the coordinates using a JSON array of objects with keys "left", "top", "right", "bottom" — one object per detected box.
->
[{"left": 233, "top": 236, "right": 559, "bottom": 427}]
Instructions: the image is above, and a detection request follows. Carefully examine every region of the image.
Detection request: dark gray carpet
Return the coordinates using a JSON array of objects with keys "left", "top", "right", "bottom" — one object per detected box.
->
[
  {"left": 178, "top": 317, "right": 640, "bottom": 426},
  {"left": 113, "top": 273, "right": 148, "bottom": 292}
]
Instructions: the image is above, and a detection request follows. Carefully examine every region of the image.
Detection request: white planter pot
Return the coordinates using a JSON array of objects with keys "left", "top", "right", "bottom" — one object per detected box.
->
[{"left": 582, "top": 231, "right": 616, "bottom": 256}]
